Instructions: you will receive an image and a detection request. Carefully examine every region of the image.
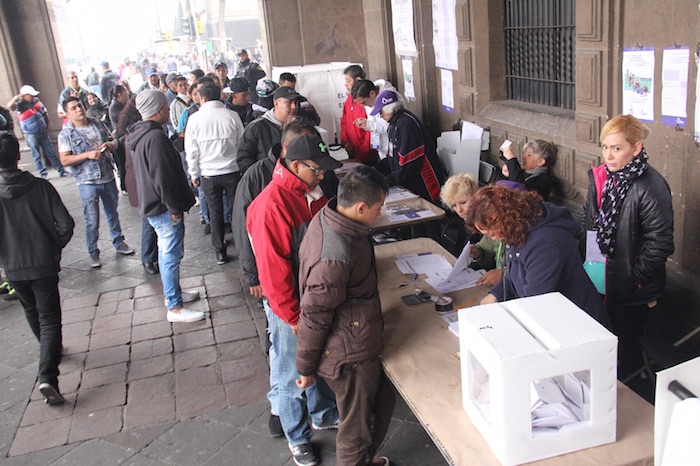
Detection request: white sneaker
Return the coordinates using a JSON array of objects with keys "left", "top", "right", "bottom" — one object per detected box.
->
[{"left": 167, "top": 308, "right": 204, "bottom": 323}]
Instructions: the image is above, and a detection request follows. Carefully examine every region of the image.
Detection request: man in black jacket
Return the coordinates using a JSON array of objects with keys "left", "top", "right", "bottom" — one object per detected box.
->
[
  {"left": 126, "top": 90, "right": 204, "bottom": 324},
  {"left": 0, "top": 131, "right": 75, "bottom": 405}
]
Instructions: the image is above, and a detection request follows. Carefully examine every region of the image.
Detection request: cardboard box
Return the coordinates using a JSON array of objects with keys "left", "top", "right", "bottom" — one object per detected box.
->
[
  {"left": 437, "top": 130, "right": 480, "bottom": 179},
  {"left": 458, "top": 292, "right": 617, "bottom": 465}
]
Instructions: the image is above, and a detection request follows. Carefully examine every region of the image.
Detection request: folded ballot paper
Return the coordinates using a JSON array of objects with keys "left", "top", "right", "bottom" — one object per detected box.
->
[
  {"left": 394, "top": 247, "right": 485, "bottom": 294},
  {"left": 530, "top": 373, "right": 591, "bottom": 437}
]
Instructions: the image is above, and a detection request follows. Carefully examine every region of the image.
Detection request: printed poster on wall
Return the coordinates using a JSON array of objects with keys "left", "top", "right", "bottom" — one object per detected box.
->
[
  {"left": 661, "top": 47, "right": 689, "bottom": 127},
  {"left": 622, "top": 48, "right": 655, "bottom": 122},
  {"left": 391, "top": 0, "right": 418, "bottom": 57},
  {"left": 432, "top": 0, "right": 459, "bottom": 70},
  {"left": 402, "top": 58, "right": 416, "bottom": 101},
  {"left": 441, "top": 68, "right": 454, "bottom": 112}
]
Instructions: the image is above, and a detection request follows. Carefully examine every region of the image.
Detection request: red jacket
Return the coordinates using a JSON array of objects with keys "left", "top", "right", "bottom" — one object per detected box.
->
[
  {"left": 340, "top": 95, "right": 376, "bottom": 165},
  {"left": 246, "top": 159, "right": 327, "bottom": 325}
]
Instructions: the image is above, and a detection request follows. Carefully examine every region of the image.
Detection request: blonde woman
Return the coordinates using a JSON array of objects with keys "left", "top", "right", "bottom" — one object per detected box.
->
[{"left": 440, "top": 174, "right": 504, "bottom": 286}]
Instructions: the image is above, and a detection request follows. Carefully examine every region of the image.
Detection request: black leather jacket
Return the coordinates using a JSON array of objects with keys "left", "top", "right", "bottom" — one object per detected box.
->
[{"left": 582, "top": 164, "right": 674, "bottom": 306}]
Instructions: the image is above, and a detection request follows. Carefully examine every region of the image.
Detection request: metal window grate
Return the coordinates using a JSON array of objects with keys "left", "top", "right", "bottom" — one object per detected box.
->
[{"left": 504, "top": 0, "right": 576, "bottom": 109}]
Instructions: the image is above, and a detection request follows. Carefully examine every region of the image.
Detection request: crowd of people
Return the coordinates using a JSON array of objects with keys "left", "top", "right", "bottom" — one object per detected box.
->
[{"left": 0, "top": 57, "right": 676, "bottom": 466}]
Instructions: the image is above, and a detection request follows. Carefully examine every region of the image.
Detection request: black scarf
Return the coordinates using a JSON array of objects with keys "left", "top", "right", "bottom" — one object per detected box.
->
[{"left": 595, "top": 148, "right": 649, "bottom": 257}]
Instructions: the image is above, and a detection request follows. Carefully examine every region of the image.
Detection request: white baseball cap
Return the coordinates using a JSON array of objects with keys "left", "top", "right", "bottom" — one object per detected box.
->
[{"left": 19, "top": 85, "right": 40, "bottom": 96}]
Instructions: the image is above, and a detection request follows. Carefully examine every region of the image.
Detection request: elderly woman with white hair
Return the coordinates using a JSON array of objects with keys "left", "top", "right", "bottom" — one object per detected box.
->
[{"left": 370, "top": 90, "right": 446, "bottom": 203}]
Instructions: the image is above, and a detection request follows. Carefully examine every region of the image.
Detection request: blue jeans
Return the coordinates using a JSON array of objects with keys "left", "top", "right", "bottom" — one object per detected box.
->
[
  {"left": 264, "top": 301, "right": 339, "bottom": 446},
  {"left": 147, "top": 211, "right": 185, "bottom": 310},
  {"left": 24, "top": 132, "right": 66, "bottom": 176},
  {"left": 77, "top": 180, "right": 125, "bottom": 257},
  {"left": 141, "top": 216, "right": 158, "bottom": 264}
]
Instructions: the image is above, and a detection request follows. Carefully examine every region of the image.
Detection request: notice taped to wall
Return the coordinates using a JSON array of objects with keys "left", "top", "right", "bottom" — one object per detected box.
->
[{"left": 622, "top": 48, "right": 655, "bottom": 122}]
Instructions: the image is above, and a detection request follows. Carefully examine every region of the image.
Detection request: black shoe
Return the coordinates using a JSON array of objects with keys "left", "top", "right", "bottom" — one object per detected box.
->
[
  {"left": 143, "top": 262, "right": 159, "bottom": 275},
  {"left": 224, "top": 222, "right": 232, "bottom": 233},
  {"left": 204, "top": 224, "right": 211, "bottom": 235},
  {"left": 216, "top": 250, "right": 228, "bottom": 265},
  {"left": 269, "top": 414, "right": 284, "bottom": 438},
  {"left": 39, "top": 382, "right": 65, "bottom": 405}
]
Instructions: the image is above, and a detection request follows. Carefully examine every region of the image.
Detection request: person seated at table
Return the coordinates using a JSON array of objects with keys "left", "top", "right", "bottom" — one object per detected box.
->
[
  {"left": 500, "top": 140, "right": 556, "bottom": 201},
  {"left": 369, "top": 90, "right": 446, "bottom": 205},
  {"left": 440, "top": 174, "right": 504, "bottom": 287},
  {"left": 296, "top": 165, "right": 394, "bottom": 466},
  {"left": 469, "top": 185, "right": 609, "bottom": 327}
]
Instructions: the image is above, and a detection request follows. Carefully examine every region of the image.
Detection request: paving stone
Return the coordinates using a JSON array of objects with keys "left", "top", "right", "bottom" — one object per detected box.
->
[
  {"left": 102, "top": 420, "right": 176, "bottom": 453},
  {"left": 85, "top": 345, "right": 130, "bottom": 370},
  {"left": 0, "top": 370, "right": 36, "bottom": 413},
  {"left": 205, "top": 280, "right": 243, "bottom": 298},
  {"left": 117, "top": 298, "right": 135, "bottom": 313},
  {"left": 224, "top": 377, "right": 269, "bottom": 408},
  {"left": 91, "top": 313, "right": 133, "bottom": 334},
  {"left": 59, "top": 370, "right": 82, "bottom": 396},
  {"left": 175, "top": 366, "right": 219, "bottom": 392},
  {"left": 202, "top": 429, "right": 289, "bottom": 466},
  {"left": 68, "top": 405, "right": 123, "bottom": 442},
  {"left": 62, "top": 306, "right": 96, "bottom": 324},
  {"left": 173, "top": 346, "right": 217, "bottom": 371},
  {"left": 58, "top": 352, "right": 86, "bottom": 375},
  {"left": 19, "top": 397, "right": 75, "bottom": 427},
  {"left": 221, "top": 354, "right": 268, "bottom": 384},
  {"left": 1, "top": 443, "right": 77, "bottom": 465},
  {"left": 171, "top": 316, "right": 212, "bottom": 334},
  {"left": 218, "top": 339, "right": 263, "bottom": 362},
  {"left": 62, "top": 335, "right": 89, "bottom": 355},
  {"left": 81, "top": 362, "right": 127, "bottom": 390},
  {"left": 180, "top": 296, "right": 210, "bottom": 313},
  {"left": 123, "top": 396, "right": 176, "bottom": 430},
  {"left": 210, "top": 305, "right": 252, "bottom": 325},
  {"left": 208, "top": 294, "right": 247, "bottom": 312},
  {"left": 128, "top": 373, "right": 174, "bottom": 402},
  {"left": 133, "top": 307, "right": 166, "bottom": 326},
  {"left": 173, "top": 328, "right": 215, "bottom": 352},
  {"left": 98, "top": 288, "right": 134, "bottom": 304},
  {"left": 62, "top": 294, "right": 99, "bottom": 311},
  {"left": 62, "top": 321, "right": 92, "bottom": 338},
  {"left": 176, "top": 384, "right": 227, "bottom": 419},
  {"left": 93, "top": 301, "right": 119, "bottom": 318},
  {"left": 75, "top": 383, "right": 126, "bottom": 414},
  {"left": 122, "top": 453, "right": 172, "bottom": 466},
  {"left": 51, "top": 438, "right": 136, "bottom": 465},
  {"left": 141, "top": 418, "right": 237, "bottom": 465},
  {"left": 90, "top": 276, "right": 145, "bottom": 294},
  {"left": 131, "top": 321, "right": 172, "bottom": 343},
  {"left": 130, "top": 337, "right": 172, "bottom": 361},
  {"left": 214, "top": 320, "right": 257, "bottom": 344},
  {"left": 128, "top": 354, "right": 173, "bottom": 381},
  {"left": 135, "top": 295, "right": 166, "bottom": 311},
  {"left": 133, "top": 282, "right": 163, "bottom": 299},
  {"left": 8, "top": 416, "right": 71, "bottom": 456},
  {"left": 89, "top": 327, "right": 131, "bottom": 350},
  {"left": 203, "top": 272, "right": 231, "bottom": 286},
  {"left": 2, "top": 341, "right": 39, "bottom": 371},
  {"left": 201, "top": 402, "right": 268, "bottom": 430}
]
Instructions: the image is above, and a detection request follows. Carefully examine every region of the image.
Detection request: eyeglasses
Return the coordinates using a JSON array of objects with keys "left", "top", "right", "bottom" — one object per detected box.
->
[{"left": 299, "top": 160, "right": 324, "bottom": 176}]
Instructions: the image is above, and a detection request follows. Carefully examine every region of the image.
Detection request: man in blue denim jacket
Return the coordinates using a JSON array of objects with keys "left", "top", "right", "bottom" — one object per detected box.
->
[{"left": 58, "top": 96, "right": 135, "bottom": 268}]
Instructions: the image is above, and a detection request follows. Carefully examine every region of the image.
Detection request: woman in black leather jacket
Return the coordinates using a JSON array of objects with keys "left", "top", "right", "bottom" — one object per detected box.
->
[{"left": 582, "top": 115, "right": 674, "bottom": 379}]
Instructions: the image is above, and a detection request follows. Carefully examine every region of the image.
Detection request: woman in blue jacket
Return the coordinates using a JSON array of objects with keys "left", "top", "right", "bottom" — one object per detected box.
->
[{"left": 469, "top": 185, "right": 609, "bottom": 328}]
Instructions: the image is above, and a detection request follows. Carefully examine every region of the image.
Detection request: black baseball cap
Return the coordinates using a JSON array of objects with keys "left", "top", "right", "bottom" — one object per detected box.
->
[
  {"left": 214, "top": 62, "right": 227, "bottom": 69},
  {"left": 273, "top": 86, "right": 300, "bottom": 101},
  {"left": 228, "top": 77, "right": 249, "bottom": 93},
  {"left": 285, "top": 134, "right": 343, "bottom": 171}
]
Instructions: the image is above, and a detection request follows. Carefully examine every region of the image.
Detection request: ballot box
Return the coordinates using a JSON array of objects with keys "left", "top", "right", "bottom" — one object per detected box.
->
[{"left": 458, "top": 292, "right": 618, "bottom": 465}]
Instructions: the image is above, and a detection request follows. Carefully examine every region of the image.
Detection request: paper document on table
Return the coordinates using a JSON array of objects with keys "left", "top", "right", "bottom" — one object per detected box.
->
[
  {"left": 384, "top": 204, "right": 437, "bottom": 223},
  {"left": 426, "top": 267, "right": 485, "bottom": 293},
  {"left": 440, "top": 311, "right": 460, "bottom": 337},
  {"left": 394, "top": 252, "right": 452, "bottom": 278},
  {"left": 445, "top": 242, "right": 473, "bottom": 281},
  {"left": 385, "top": 186, "right": 420, "bottom": 203}
]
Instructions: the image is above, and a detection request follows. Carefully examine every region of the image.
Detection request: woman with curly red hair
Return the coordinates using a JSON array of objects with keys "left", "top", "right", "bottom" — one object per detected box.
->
[{"left": 467, "top": 185, "right": 609, "bottom": 327}]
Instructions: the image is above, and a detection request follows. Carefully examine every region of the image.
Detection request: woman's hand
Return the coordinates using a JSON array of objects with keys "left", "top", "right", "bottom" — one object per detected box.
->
[
  {"left": 476, "top": 269, "right": 503, "bottom": 287},
  {"left": 468, "top": 245, "right": 482, "bottom": 259},
  {"left": 502, "top": 146, "right": 516, "bottom": 160}
]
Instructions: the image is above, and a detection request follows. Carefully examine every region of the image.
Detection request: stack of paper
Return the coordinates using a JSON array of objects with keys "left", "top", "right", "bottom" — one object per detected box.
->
[
  {"left": 384, "top": 204, "right": 437, "bottom": 223},
  {"left": 385, "top": 186, "right": 420, "bottom": 203},
  {"left": 425, "top": 243, "right": 485, "bottom": 293},
  {"left": 440, "top": 311, "right": 460, "bottom": 337},
  {"left": 530, "top": 373, "right": 591, "bottom": 437}
]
